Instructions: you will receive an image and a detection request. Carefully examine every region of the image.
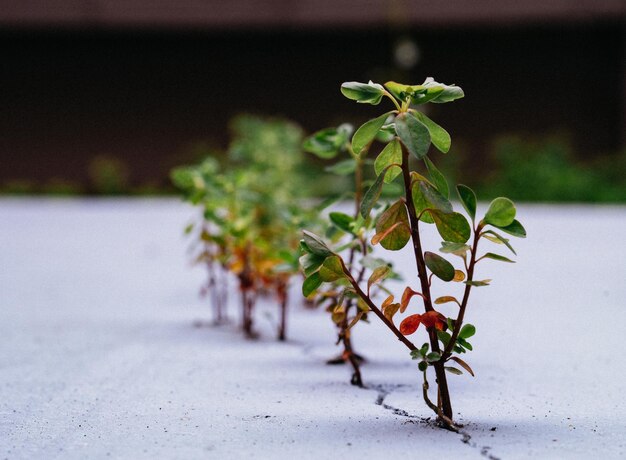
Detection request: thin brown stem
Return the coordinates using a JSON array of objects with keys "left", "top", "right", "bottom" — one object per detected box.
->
[
  {"left": 422, "top": 372, "right": 439, "bottom": 413},
  {"left": 219, "top": 263, "right": 229, "bottom": 318},
  {"left": 441, "top": 225, "right": 482, "bottom": 360},
  {"left": 423, "top": 371, "right": 459, "bottom": 431},
  {"left": 338, "top": 155, "right": 366, "bottom": 384},
  {"left": 354, "top": 157, "right": 363, "bottom": 217},
  {"left": 400, "top": 146, "right": 453, "bottom": 420},
  {"left": 340, "top": 259, "right": 417, "bottom": 351},
  {"left": 343, "top": 327, "right": 363, "bottom": 386},
  {"left": 277, "top": 281, "right": 288, "bottom": 341}
]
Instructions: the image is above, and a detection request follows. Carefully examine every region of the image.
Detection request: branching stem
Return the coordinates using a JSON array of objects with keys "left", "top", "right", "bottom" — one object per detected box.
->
[
  {"left": 440, "top": 226, "right": 482, "bottom": 361},
  {"left": 340, "top": 259, "right": 417, "bottom": 351}
]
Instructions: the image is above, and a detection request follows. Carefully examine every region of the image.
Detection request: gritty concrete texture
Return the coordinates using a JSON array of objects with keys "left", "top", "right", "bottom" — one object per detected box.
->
[{"left": 1, "top": 198, "right": 625, "bottom": 459}]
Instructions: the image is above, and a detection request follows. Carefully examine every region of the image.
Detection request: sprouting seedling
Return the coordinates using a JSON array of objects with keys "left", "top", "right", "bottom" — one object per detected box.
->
[
  {"left": 302, "top": 122, "right": 400, "bottom": 387},
  {"left": 171, "top": 158, "right": 231, "bottom": 325},
  {"left": 225, "top": 115, "right": 311, "bottom": 341},
  {"left": 172, "top": 115, "right": 310, "bottom": 341},
  {"left": 300, "top": 79, "right": 526, "bottom": 429}
]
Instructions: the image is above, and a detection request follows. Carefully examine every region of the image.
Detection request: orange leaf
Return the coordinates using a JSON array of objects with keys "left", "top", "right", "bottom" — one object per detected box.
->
[
  {"left": 382, "top": 294, "right": 394, "bottom": 309},
  {"left": 434, "top": 296, "right": 458, "bottom": 305},
  {"left": 400, "top": 286, "right": 420, "bottom": 313},
  {"left": 383, "top": 303, "right": 400, "bottom": 322},
  {"left": 399, "top": 314, "right": 422, "bottom": 335},
  {"left": 453, "top": 270, "right": 466, "bottom": 282},
  {"left": 371, "top": 221, "right": 405, "bottom": 246}
]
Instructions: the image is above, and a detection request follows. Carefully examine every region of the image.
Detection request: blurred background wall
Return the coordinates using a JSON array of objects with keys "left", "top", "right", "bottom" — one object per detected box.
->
[{"left": 0, "top": 0, "right": 625, "bottom": 195}]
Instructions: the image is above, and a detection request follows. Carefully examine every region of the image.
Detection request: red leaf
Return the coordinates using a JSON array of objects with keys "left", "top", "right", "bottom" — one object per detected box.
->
[
  {"left": 400, "top": 314, "right": 422, "bottom": 335},
  {"left": 421, "top": 311, "right": 447, "bottom": 330}
]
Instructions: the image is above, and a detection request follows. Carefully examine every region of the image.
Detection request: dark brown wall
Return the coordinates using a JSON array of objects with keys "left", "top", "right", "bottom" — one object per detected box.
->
[
  {"left": 0, "top": 23, "right": 624, "bottom": 188},
  {"left": 1, "top": 0, "right": 623, "bottom": 28}
]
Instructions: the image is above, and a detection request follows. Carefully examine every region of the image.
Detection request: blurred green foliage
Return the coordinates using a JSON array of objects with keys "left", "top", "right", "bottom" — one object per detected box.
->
[
  {"left": 41, "top": 178, "right": 83, "bottom": 195},
  {"left": 1, "top": 120, "right": 623, "bottom": 203},
  {"left": 473, "top": 136, "right": 626, "bottom": 203},
  {"left": 87, "top": 155, "right": 130, "bottom": 195},
  {"left": 170, "top": 114, "right": 323, "bottom": 338}
]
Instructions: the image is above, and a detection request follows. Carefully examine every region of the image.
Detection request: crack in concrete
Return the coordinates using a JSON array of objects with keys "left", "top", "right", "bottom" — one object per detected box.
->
[
  {"left": 301, "top": 346, "right": 501, "bottom": 459},
  {"left": 460, "top": 431, "right": 500, "bottom": 460},
  {"left": 370, "top": 383, "right": 501, "bottom": 460},
  {"left": 369, "top": 383, "right": 431, "bottom": 424}
]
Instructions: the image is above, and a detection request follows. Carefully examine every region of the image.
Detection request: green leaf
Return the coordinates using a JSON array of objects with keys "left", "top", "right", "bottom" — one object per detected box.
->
[
  {"left": 299, "top": 253, "right": 326, "bottom": 277},
  {"left": 413, "top": 112, "right": 451, "bottom": 153},
  {"left": 374, "top": 200, "right": 410, "bottom": 251},
  {"left": 341, "top": 81, "right": 385, "bottom": 105},
  {"left": 303, "top": 125, "right": 351, "bottom": 159},
  {"left": 302, "top": 230, "right": 332, "bottom": 257},
  {"left": 481, "top": 253, "right": 515, "bottom": 263},
  {"left": 426, "top": 352, "right": 441, "bottom": 362},
  {"left": 498, "top": 219, "right": 527, "bottom": 238},
  {"left": 439, "top": 241, "right": 470, "bottom": 256},
  {"left": 302, "top": 272, "right": 323, "bottom": 297},
  {"left": 319, "top": 255, "right": 346, "bottom": 282},
  {"left": 429, "top": 210, "right": 471, "bottom": 243},
  {"left": 412, "top": 179, "right": 452, "bottom": 224},
  {"left": 459, "top": 324, "right": 476, "bottom": 339},
  {"left": 325, "top": 225, "right": 341, "bottom": 240},
  {"left": 484, "top": 197, "right": 516, "bottom": 227},
  {"left": 418, "top": 361, "right": 429, "bottom": 372},
  {"left": 395, "top": 112, "right": 431, "bottom": 160},
  {"left": 352, "top": 112, "right": 393, "bottom": 156},
  {"left": 183, "top": 223, "right": 194, "bottom": 234},
  {"left": 376, "top": 123, "right": 396, "bottom": 143},
  {"left": 384, "top": 81, "right": 414, "bottom": 102},
  {"left": 325, "top": 159, "right": 356, "bottom": 176},
  {"left": 329, "top": 212, "right": 355, "bottom": 234},
  {"left": 424, "top": 252, "right": 455, "bottom": 281},
  {"left": 360, "top": 167, "right": 388, "bottom": 219},
  {"left": 437, "top": 330, "right": 451, "bottom": 346},
  {"left": 464, "top": 280, "right": 491, "bottom": 287},
  {"left": 456, "top": 184, "right": 477, "bottom": 221},
  {"left": 421, "top": 78, "right": 465, "bottom": 104},
  {"left": 481, "top": 230, "right": 516, "bottom": 255},
  {"left": 360, "top": 256, "right": 389, "bottom": 271},
  {"left": 170, "top": 168, "right": 193, "bottom": 190},
  {"left": 278, "top": 249, "right": 297, "bottom": 264},
  {"left": 445, "top": 366, "right": 463, "bottom": 375},
  {"left": 368, "top": 265, "right": 391, "bottom": 292},
  {"left": 432, "top": 87, "right": 464, "bottom": 103},
  {"left": 374, "top": 138, "right": 402, "bottom": 183},
  {"left": 457, "top": 337, "right": 473, "bottom": 350},
  {"left": 424, "top": 156, "right": 449, "bottom": 198},
  {"left": 412, "top": 86, "right": 445, "bottom": 104},
  {"left": 385, "top": 81, "right": 446, "bottom": 105}
]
